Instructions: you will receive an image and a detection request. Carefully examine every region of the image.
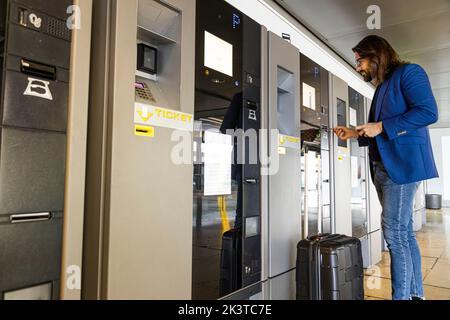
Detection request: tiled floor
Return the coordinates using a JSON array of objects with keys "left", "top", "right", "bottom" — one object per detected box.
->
[{"left": 364, "top": 208, "right": 450, "bottom": 300}]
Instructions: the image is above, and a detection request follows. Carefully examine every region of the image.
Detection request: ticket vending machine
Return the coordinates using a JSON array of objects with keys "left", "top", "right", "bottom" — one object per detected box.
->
[
  {"left": 192, "top": 0, "right": 262, "bottom": 300},
  {"left": 0, "top": 0, "right": 72, "bottom": 299},
  {"left": 363, "top": 98, "right": 383, "bottom": 267},
  {"left": 299, "top": 53, "right": 332, "bottom": 239},
  {"left": 330, "top": 75, "right": 352, "bottom": 236},
  {"left": 83, "top": 0, "right": 195, "bottom": 299},
  {"left": 348, "top": 87, "right": 370, "bottom": 267},
  {"left": 261, "top": 31, "right": 301, "bottom": 300}
]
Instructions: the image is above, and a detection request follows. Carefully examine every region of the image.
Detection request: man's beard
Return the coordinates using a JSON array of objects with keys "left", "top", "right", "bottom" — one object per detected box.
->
[{"left": 360, "top": 70, "right": 373, "bottom": 82}]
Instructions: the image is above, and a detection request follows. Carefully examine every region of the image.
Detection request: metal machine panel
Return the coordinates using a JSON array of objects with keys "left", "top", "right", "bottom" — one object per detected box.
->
[
  {"left": 367, "top": 99, "right": 382, "bottom": 235},
  {"left": 321, "top": 150, "right": 330, "bottom": 206},
  {"left": 414, "top": 182, "right": 426, "bottom": 211},
  {"left": 360, "top": 235, "right": 370, "bottom": 268},
  {"left": 0, "top": 0, "right": 72, "bottom": 300},
  {"left": 349, "top": 88, "right": 369, "bottom": 239},
  {"left": 4, "top": 282, "right": 53, "bottom": 300},
  {"left": 0, "top": 214, "right": 63, "bottom": 296},
  {"left": 2, "top": 69, "right": 68, "bottom": 132},
  {"left": 370, "top": 230, "right": 382, "bottom": 266},
  {"left": 267, "top": 31, "right": 301, "bottom": 278},
  {"left": 0, "top": 128, "right": 66, "bottom": 214},
  {"left": 6, "top": 11, "right": 71, "bottom": 69},
  {"left": 331, "top": 75, "right": 352, "bottom": 236},
  {"left": 82, "top": 0, "right": 195, "bottom": 299},
  {"left": 11, "top": 0, "right": 74, "bottom": 21},
  {"left": 267, "top": 270, "right": 296, "bottom": 300},
  {"left": 413, "top": 183, "right": 426, "bottom": 231}
]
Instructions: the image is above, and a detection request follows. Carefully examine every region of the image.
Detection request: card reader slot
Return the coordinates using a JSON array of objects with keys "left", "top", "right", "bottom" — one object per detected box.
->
[
  {"left": 21, "top": 59, "right": 56, "bottom": 80},
  {"left": 246, "top": 100, "right": 258, "bottom": 111},
  {"left": 10, "top": 212, "right": 52, "bottom": 224}
]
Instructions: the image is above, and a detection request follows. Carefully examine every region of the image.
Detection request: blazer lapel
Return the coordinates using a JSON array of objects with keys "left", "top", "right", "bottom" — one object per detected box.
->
[
  {"left": 368, "top": 95, "right": 376, "bottom": 122},
  {"left": 375, "top": 77, "right": 392, "bottom": 121}
]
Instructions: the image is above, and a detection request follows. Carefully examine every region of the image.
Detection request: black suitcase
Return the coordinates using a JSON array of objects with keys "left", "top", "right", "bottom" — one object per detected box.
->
[
  {"left": 219, "top": 229, "right": 242, "bottom": 297},
  {"left": 296, "top": 234, "right": 364, "bottom": 300}
]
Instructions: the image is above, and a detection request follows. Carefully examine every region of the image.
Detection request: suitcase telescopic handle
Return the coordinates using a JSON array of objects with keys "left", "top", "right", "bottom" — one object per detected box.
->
[{"left": 309, "top": 233, "right": 331, "bottom": 241}]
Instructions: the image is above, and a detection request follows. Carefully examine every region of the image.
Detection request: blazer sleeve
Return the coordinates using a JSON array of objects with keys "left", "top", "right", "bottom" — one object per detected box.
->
[{"left": 382, "top": 64, "right": 439, "bottom": 140}]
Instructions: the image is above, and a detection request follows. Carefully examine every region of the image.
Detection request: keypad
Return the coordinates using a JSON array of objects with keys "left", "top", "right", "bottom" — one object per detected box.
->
[{"left": 135, "top": 82, "right": 156, "bottom": 103}]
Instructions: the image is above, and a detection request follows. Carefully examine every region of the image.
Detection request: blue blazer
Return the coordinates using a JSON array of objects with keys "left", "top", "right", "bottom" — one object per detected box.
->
[{"left": 359, "top": 64, "right": 439, "bottom": 185}]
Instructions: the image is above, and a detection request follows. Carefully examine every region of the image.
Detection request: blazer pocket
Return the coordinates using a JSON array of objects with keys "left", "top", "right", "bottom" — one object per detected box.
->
[{"left": 396, "top": 136, "right": 426, "bottom": 145}]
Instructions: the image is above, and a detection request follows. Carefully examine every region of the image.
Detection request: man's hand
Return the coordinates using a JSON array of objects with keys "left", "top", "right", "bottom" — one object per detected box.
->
[
  {"left": 333, "top": 126, "right": 359, "bottom": 141},
  {"left": 356, "top": 122, "right": 383, "bottom": 138}
]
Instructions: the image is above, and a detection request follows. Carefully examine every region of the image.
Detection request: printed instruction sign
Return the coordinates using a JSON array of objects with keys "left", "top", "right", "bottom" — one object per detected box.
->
[
  {"left": 203, "top": 131, "right": 233, "bottom": 196},
  {"left": 302, "top": 83, "right": 316, "bottom": 111},
  {"left": 134, "top": 103, "right": 194, "bottom": 132}
]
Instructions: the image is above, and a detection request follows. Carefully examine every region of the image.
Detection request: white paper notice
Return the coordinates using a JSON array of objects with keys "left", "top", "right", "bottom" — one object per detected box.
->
[
  {"left": 302, "top": 83, "right": 316, "bottom": 111},
  {"left": 350, "top": 108, "right": 357, "bottom": 127},
  {"left": 203, "top": 131, "right": 233, "bottom": 196},
  {"left": 204, "top": 31, "right": 233, "bottom": 77}
]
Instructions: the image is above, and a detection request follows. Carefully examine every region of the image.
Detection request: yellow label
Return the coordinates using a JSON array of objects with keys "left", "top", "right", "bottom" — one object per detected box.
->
[
  {"left": 278, "top": 134, "right": 300, "bottom": 150},
  {"left": 134, "top": 125, "right": 155, "bottom": 138},
  {"left": 154, "top": 108, "right": 193, "bottom": 123},
  {"left": 279, "top": 135, "right": 286, "bottom": 146},
  {"left": 338, "top": 155, "right": 344, "bottom": 161},
  {"left": 134, "top": 103, "right": 194, "bottom": 132},
  {"left": 286, "top": 136, "right": 300, "bottom": 143},
  {"left": 137, "top": 109, "right": 152, "bottom": 122}
]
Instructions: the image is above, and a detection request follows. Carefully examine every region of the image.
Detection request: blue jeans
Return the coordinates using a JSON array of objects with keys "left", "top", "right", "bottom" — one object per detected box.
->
[{"left": 373, "top": 161, "right": 423, "bottom": 300}]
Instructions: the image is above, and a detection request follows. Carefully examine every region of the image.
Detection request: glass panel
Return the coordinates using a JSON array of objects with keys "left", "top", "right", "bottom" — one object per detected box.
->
[
  {"left": 299, "top": 54, "right": 331, "bottom": 238},
  {"left": 192, "top": 119, "right": 239, "bottom": 300},
  {"left": 301, "top": 135, "right": 322, "bottom": 238}
]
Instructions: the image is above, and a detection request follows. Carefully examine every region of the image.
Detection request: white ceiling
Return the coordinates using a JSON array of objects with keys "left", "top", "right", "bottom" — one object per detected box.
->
[{"left": 275, "top": 0, "right": 450, "bottom": 128}]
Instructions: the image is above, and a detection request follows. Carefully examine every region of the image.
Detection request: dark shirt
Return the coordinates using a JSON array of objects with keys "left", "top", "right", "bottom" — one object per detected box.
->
[{"left": 368, "top": 86, "right": 382, "bottom": 162}]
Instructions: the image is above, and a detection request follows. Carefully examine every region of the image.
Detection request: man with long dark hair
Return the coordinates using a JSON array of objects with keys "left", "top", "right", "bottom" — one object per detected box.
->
[{"left": 334, "top": 35, "right": 439, "bottom": 300}]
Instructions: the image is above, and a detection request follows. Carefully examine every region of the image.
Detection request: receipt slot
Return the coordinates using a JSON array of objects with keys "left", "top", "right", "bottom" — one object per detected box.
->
[{"left": 0, "top": 0, "right": 72, "bottom": 299}]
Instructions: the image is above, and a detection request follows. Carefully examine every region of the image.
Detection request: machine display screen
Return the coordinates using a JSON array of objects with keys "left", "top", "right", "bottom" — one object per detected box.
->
[{"left": 204, "top": 31, "right": 233, "bottom": 77}]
